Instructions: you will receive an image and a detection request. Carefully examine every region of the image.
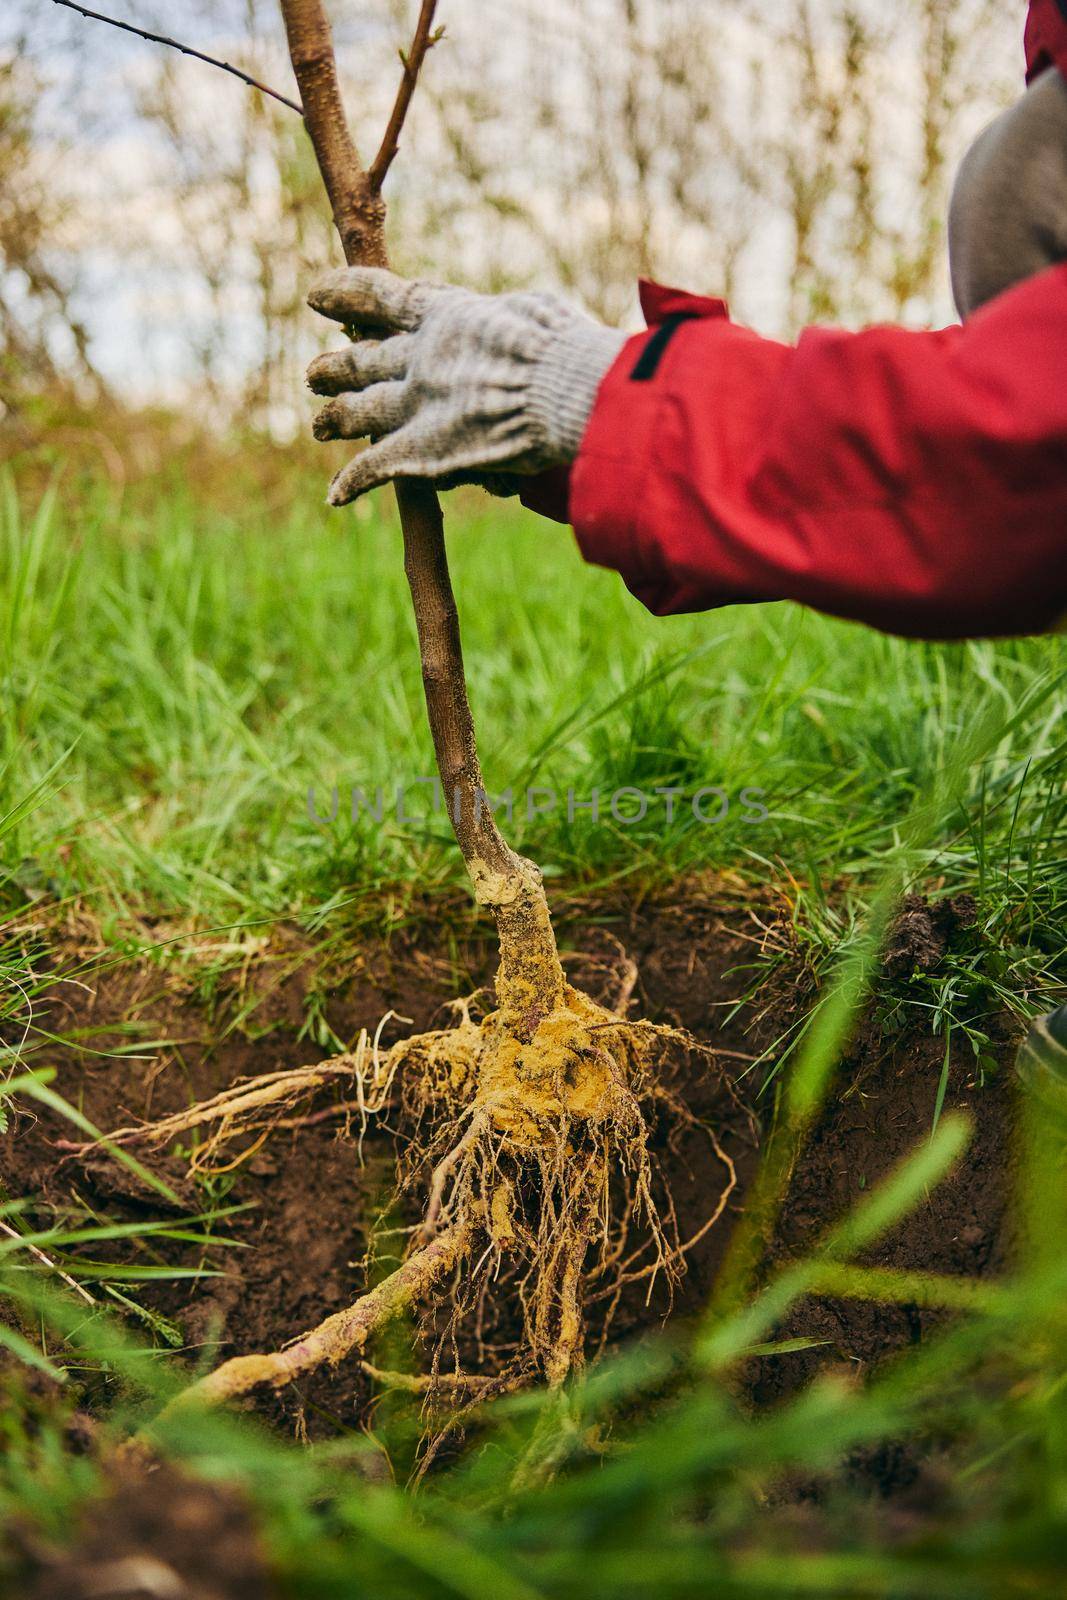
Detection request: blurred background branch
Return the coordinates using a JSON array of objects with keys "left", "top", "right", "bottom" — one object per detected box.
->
[{"left": 50, "top": 0, "right": 304, "bottom": 112}]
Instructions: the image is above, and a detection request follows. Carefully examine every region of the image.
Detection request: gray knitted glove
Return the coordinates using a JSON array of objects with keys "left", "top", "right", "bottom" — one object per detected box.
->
[{"left": 306, "top": 267, "right": 626, "bottom": 505}]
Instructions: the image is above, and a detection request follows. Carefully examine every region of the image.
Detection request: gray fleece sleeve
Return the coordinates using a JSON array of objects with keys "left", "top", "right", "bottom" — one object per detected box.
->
[{"left": 949, "top": 66, "right": 1067, "bottom": 319}]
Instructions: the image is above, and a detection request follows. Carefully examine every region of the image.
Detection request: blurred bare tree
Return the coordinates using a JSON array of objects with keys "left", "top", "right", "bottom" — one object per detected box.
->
[
  {"left": 0, "top": 0, "right": 1020, "bottom": 433},
  {"left": 0, "top": 41, "right": 103, "bottom": 419},
  {"left": 132, "top": 12, "right": 334, "bottom": 428},
  {"left": 410, "top": 0, "right": 1016, "bottom": 328}
]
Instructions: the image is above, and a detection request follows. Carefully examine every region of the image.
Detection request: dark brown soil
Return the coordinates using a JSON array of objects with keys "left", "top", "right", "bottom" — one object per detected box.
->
[
  {"left": 749, "top": 1018, "right": 1016, "bottom": 1403},
  {"left": 19, "top": 1462, "right": 273, "bottom": 1600},
  {"left": 882, "top": 892, "right": 979, "bottom": 980},
  {"left": 0, "top": 879, "right": 1021, "bottom": 1576}
]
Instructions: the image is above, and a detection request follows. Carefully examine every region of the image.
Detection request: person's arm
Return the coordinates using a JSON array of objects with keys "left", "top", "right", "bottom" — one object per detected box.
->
[
  {"left": 564, "top": 265, "right": 1067, "bottom": 640},
  {"left": 304, "top": 262, "right": 1067, "bottom": 642}
]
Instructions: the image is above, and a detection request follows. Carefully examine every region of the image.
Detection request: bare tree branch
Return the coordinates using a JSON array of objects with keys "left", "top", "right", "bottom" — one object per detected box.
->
[
  {"left": 278, "top": 0, "right": 385, "bottom": 265},
  {"left": 50, "top": 0, "right": 304, "bottom": 116},
  {"left": 367, "top": 0, "right": 443, "bottom": 195}
]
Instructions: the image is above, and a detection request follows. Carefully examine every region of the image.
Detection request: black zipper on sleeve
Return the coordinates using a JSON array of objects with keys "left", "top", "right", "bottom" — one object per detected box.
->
[{"left": 629, "top": 313, "right": 696, "bottom": 381}]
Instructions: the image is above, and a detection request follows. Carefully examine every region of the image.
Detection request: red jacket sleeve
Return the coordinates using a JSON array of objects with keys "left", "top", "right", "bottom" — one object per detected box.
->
[
  {"left": 518, "top": 464, "right": 572, "bottom": 523},
  {"left": 566, "top": 268, "right": 1067, "bottom": 640}
]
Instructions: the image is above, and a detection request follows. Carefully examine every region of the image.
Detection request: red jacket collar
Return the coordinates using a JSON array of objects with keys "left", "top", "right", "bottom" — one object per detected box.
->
[{"left": 638, "top": 278, "right": 729, "bottom": 326}]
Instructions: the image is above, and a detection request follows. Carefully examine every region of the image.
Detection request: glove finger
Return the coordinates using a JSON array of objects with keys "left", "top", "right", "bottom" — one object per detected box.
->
[
  {"left": 306, "top": 335, "right": 414, "bottom": 396},
  {"left": 307, "top": 266, "right": 430, "bottom": 331},
  {"left": 312, "top": 382, "right": 407, "bottom": 442},
  {"left": 327, "top": 440, "right": 402, "bottom": 506}
]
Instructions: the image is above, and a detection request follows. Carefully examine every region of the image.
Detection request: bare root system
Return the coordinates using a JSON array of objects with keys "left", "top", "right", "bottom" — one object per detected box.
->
[
  {"left": 395, "top": 982, "right": 742, "bottom": 1387},
  {"left": 104, "top": 959, "right": 747, "bottom": 1420}
]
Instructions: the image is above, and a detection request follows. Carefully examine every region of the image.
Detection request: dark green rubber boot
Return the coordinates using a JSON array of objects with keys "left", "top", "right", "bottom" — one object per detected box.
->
[{"left": 1014, "top": 1003, "right": 1067, "bottom": 1118}]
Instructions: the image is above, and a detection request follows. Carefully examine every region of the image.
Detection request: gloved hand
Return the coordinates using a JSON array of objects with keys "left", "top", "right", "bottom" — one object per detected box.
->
[{"left": 305, "top": 267, "right": 627, "bottom": 506}]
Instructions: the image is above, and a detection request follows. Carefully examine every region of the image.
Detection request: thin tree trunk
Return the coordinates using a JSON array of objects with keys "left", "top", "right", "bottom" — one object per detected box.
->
[{"left": 279, "top": 0, "right": 565, "bottom": 1023}]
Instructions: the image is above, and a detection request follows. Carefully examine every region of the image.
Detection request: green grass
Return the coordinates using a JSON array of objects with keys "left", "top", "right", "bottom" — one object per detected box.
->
[
  {"left": 0, "top": 456, "right": 1066, "bottom": 1595},
  {"left": 1, "top": 468, "right": 1064, "bottom": 1027}
]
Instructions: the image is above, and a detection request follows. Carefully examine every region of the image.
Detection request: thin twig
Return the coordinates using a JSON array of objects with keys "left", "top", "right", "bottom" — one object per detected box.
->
[
  {"left": 367, "top": 0, "right": 442, "bottom": 193},
  {"left": 50, "top": 0, "right": 304, "bottom": 116},
  {"left": 0, "top": 1219, "right": 96, "bottom": 1307}
]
